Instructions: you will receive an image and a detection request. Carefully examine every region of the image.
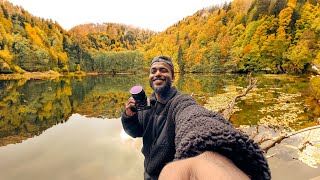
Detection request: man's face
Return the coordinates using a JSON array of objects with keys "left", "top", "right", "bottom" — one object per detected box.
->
[{"left": 149, "top": 62, "right": 174, "bottom": 94}]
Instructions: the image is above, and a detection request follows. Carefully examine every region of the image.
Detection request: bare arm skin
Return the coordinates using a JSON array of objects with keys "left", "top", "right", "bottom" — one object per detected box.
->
[{"left": 159, "top": 151, "right": 250, "bottom": 180}]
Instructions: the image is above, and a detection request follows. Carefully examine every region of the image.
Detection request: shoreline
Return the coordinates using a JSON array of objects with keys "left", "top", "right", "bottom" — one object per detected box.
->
[
  {"left": 0, "top": 71, "right": 133, "bottom": 80},
  {"left": 0, "top": 71, "right": 317, "bottom": 81},
  {"left": 0, "top": 71, "right": 62, "bottom": 80}
]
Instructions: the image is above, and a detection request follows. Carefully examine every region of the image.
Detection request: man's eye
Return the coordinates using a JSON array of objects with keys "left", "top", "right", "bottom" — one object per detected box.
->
[{"left": 161, "top": 69, "right": 168, "bottom": 73}]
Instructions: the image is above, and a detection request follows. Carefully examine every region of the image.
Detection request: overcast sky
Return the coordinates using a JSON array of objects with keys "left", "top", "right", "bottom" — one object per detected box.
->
[{"left": 7, "top": 0, "right": 232, "bottom": 32}]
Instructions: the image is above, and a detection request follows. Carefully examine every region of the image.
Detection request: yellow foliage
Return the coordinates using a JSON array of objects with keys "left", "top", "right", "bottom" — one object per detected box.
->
[
  {"left": 63, "top": 85, "right": 72, "bottom": 96},
  {"left": 17, "top": 79, "right": 27, "bottom": 86},
  {"left": 56, "top": 87, "right": 62, "bottom": 99},
  {"left": 287, "top": 0, "right": 297, "bottom": 8},
  {"left": 0, "top": 23, "right": 12, "bottom": 46},
  {"left": 58, "top": 52, "right": 68, "bottom": 64},
  {"left": 276, "top": 26, "right": 288, "bottom": 40},
  {"left": 0, "top": 48, "right": 12, "bottom": 63},
  {"left": 314, "top": 53, "right": 320, "bottom": 66},
  {"left": 24, "top": 22, "right": 44, "bottom": 47},
  {"left": 12, "top": 65, "right": 26, "bottom": 74},
  {"left": 279, "top": 7, "right": 294, "bottom": 27},
  {"left": 0, "top": 17, "right": 12, "bottom": 32},
  {"left": 310, "top": 76, "right": 320, "bottom": 99},
  {"left": 61, "top": 65, "right": 69, "bottom": 72},
  {"left": 49, "top": 48, "right": 58, "bottom": 62},
  {"left": 76, "top": 64, "right": 81, "bottom": 72},
  {"left": 35, "top": 26, "right": 49, "bottom": 47},
  {"left": 43, "top": 102, "right": 53, "bottom": 113},
  {"left": 218, "top": 34, "right": 233, "bottom": 57}
]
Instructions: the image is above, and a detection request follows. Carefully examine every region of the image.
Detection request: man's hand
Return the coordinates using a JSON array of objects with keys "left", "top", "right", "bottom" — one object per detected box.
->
[
  {"left": 125, "top": 97, "right": 136, "bottom": 117},
  {"left": 159, "top": 151, "right": 250, "bottom": 180}
]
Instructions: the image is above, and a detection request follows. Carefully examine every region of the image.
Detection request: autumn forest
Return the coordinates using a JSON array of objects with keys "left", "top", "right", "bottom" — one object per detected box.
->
[{"left": 0, "top": 0, "right": 320, "bottom": 75}]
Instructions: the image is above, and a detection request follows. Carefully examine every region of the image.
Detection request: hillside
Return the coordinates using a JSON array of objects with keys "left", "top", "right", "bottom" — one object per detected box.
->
[
  {"left": 0, "top": 0, "right": 319, "bottom": 75},
  {"left": 68, "top": 23, "right": 155, "bottom": 73},
  {"left": 144, "top": 0, "right": 320, "bottom": 74},
  {"left": 0, "top": 1, "right": 155, "bottom": 74}
]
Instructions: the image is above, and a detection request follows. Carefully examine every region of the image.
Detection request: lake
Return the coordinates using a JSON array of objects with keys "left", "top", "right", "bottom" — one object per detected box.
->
[{"left": 0, "top": 73, "right": 319, "bottom": 180}]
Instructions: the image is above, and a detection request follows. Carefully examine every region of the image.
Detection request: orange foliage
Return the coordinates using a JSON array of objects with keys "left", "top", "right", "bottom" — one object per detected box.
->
[{"left": 243, "top": 44, "right": 251, "bottom": 54}]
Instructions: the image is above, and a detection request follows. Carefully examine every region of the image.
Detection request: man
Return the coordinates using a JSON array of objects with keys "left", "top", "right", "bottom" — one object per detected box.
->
[{"left": 121, "top": 56, "right": 270, "bottom": 180}]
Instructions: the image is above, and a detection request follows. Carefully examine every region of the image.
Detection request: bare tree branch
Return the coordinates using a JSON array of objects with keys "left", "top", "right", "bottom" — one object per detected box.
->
[
  {"left": 223, "top": 73, "right": 257, "bottom": 120},
  {"left": 219, "top": 73, "right": 320, "bottom": 152},
  {"left": 261, "top": 125, "right": 320, "bottom": 152},
  {"left": 249, "top": 126, "right": 259, "bottom": 139},
  {"left": 256, "top": 134, "right": 273, "bottom": 145}
]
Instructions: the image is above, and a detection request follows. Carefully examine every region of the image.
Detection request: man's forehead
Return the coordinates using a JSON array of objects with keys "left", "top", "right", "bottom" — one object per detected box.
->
[{"left": 150, "top": 62, "right": 171, "bottom": 69}]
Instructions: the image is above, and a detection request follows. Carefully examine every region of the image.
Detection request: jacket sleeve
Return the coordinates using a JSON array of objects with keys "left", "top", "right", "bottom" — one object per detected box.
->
[
  {"left": 121, "top": 111, "right": 143, "bottom": 138},
  {"left": 172, "top": 94, "right": 271, "bottom": 180}
]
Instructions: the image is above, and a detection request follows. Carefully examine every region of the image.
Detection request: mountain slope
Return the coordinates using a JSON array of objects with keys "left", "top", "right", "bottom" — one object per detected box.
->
[{"left": 143, "top": 0, "right": 320, "bottom": 74}]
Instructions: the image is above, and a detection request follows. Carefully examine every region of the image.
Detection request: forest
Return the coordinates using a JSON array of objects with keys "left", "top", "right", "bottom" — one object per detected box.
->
[{"left": 0, "top": 0, "right": 319, "bottom": 75}]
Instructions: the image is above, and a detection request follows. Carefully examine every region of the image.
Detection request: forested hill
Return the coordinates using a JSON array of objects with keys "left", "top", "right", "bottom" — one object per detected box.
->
[
  {"left": 0, "top": 0, "right": 320, "bottom": 75},
  {"left": 69, "top": 23, "right": 155, "bottom": 52},
  {"left": 0, "top": 0, "right": 71, "bottom": 73},
  {"left": 0, "top": 0, "right": 155, "bottom": 74},
  {"left": 144, "top": 0, "right": 320, "bottom": 74},
  {"left": 68, "top": 23, "right": 155, "bottom": 73}
]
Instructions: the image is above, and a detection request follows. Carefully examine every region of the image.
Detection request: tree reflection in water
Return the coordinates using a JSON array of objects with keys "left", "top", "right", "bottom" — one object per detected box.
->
[{"left": 0, "top": 74, "right": 319, "bottom": 179}]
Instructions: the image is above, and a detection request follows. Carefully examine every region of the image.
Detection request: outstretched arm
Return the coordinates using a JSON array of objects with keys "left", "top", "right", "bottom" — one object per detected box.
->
[
  {"left": 159, "top": 151, "right": 249, "bottom": 180},
  {"left": 171, "top": 94, "right": 271, "bottom": 180}
]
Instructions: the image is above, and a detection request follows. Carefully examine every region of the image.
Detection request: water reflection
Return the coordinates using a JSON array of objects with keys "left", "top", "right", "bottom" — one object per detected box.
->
[
  {"left": 0, "top": 114, "right": 144, "bottom": 180},
  {"left": 0, "top": 75, "right": 146, "bottom": 146},
  {"left": 0, "top": 73, "right": 319, "bottom": 179},
  {"left": 230, "top": 75, "right": 320, "bottom": 130},
  {"left": 1, "top": 74, "right": 320, "bottom": 146}
]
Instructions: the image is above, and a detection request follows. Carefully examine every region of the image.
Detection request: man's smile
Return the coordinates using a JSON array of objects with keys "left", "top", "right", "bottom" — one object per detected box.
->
[
  {"left": 154, "top": 79, "right": 165, "bottom": 86},
  {"left": 153, "top": 77, "right": 165, "bottom": 82}
]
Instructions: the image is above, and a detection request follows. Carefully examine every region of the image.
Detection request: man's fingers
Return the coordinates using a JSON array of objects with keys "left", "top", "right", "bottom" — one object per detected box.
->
[
  {"left": 126, "top": 98, "right": 135, "bottom": 108},
  {"left": 125, "top": 97, "right": 136, "bottom": 117}
]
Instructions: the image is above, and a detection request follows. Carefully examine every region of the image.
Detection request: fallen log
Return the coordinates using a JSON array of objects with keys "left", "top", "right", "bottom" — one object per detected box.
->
[
  {"left": 260, "top": 125, "right": 320, "bottom": 152},
  {"left": 222, "top": 73, "right": 257, "bottom": 120},
  {"left": 220, "top": 74, "right": 320, "bottom": 152}
]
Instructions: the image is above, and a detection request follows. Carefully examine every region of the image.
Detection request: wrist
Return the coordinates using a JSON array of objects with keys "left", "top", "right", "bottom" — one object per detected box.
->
[{"left": 124, "top": 110, "right": 135, "bottom": 117}]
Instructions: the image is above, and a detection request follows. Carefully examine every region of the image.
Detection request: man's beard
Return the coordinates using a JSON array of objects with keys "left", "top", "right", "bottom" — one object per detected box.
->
[{"left": 149, "top": 77, "right": 172, "bottom": 94}]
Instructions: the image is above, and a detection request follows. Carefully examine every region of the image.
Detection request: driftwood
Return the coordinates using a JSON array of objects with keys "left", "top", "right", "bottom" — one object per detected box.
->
[
  {"left": 221, "top": 73, "right": 320, "bottom": 152},
  {"left": 260, "top": 125, "right": 320, "bottom": 152},
  {"left": 222, "top": 73, "right": 257, "bottom": 120}
]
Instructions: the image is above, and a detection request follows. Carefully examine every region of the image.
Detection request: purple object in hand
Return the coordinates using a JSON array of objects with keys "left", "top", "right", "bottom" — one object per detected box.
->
[
  {"left": 129, "top": 85, "right": 150, "bottom": 111},
  {"left": 130, "top": 85, "right": 143, "bottom": 94}
]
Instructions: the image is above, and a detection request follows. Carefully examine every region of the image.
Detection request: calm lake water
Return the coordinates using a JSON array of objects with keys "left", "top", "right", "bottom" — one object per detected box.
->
[{"left": 0, "top": 73, "right": 319, "bottom": 180}]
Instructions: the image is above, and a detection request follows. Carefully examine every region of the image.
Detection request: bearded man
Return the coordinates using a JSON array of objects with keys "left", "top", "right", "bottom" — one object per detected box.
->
[{"left": 121, "top": 56, "right": 271, "bottom": 180}]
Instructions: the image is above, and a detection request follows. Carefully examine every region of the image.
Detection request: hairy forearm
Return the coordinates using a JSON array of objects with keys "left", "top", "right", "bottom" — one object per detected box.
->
[{"left": 159, "top": 151, "right": 250, "bottom": 180}]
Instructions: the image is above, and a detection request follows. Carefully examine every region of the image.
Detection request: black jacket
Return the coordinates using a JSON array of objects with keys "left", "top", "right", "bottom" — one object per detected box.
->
[{"left": 121, "top": 86, "right": 270, "bottom": 180}]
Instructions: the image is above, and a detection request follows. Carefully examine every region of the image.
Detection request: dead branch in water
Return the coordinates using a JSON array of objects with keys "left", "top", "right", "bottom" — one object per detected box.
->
[
  {"left": 220, "top": 74, "right": 320, "bottom": 152},
  {"left": 260, "top": 125, "right": 320, "bottom": 152},
  {"left": 222, "top": 74, "right": 257, "bottom": 120}
]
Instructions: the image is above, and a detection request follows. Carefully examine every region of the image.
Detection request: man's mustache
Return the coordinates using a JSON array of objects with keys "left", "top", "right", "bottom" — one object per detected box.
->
[{"left": 153, "top": 77, "right": 165, "bottom": 81}]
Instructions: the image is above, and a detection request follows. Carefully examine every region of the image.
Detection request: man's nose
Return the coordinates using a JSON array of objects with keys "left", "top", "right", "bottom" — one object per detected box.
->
[{"left": 155, "top": 70, "right": 161, "bottom": 76}]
